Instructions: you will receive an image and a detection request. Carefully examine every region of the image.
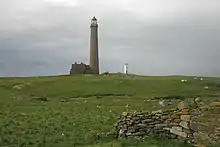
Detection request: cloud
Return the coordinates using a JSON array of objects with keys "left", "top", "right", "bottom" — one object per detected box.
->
[{"left": 0, "top": 0, "right": 220, "bottom": 77}]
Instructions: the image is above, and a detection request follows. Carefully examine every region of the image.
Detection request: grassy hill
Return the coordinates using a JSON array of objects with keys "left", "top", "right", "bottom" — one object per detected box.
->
[{"left": 0, "top": 74, "right": 219, "bottom": 147}]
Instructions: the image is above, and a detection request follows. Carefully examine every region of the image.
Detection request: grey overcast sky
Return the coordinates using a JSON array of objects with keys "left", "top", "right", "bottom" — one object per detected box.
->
[{"left": 0, "top": 0, "right": 220, "bottom": 77}]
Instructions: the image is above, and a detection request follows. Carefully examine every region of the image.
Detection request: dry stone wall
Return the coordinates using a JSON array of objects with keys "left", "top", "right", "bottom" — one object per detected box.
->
[{"left": 115, "top": 102, "right": 220, "bottom": 145}]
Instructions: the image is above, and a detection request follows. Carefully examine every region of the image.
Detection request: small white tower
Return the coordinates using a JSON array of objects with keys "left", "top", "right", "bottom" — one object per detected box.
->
[{"left": 123, "top": 63, "right": 128, "bottom": 75}]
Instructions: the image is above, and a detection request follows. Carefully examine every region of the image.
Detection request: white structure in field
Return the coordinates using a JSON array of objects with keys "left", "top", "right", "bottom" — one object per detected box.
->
[{"left": 124, "top": 63, "right": 128, "bottom": 74}]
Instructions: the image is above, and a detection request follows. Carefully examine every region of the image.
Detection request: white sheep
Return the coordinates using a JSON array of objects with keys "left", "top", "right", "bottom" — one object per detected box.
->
[
  {"left": 159, "top": 100, "right": 165, "bottom": 107},
  {"left": 204, "top": 86, "right": 209, "bottom": 89},
  {"left": 195, "top": 97, "right": 200, "bottom": 102},
  {"left": 181, "top": 79, "right": 187, "bottom": 83}
]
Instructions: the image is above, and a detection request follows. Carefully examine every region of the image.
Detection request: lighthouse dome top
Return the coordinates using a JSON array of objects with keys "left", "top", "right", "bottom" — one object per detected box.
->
[
  {"left": 91, "top": 16, "right": 98, "bottom": 26},
  {"left": 92, "top": 16, "right": 97, "bottom": 21}
]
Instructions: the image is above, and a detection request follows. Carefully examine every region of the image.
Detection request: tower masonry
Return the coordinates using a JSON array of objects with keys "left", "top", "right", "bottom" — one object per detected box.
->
[{"left": 89, "top": 16, "right": 99, "bottom": 74}]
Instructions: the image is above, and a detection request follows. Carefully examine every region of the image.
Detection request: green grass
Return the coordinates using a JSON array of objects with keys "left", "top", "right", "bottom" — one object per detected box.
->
[{"left": 0, "top": 74, "right": 219, "bottom": 147}]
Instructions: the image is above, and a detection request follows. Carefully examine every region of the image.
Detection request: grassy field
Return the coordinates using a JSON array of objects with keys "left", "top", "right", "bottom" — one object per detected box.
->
[{"left": 0, "top": 74, "right": 219, "bottom": 147}]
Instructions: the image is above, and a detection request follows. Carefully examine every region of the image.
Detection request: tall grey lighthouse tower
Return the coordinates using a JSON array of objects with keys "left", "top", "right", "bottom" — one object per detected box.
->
[{"left": 89, "top": 16, "right": 99, "bottom": 74}]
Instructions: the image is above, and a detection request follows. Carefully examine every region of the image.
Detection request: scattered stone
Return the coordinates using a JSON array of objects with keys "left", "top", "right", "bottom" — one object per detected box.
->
[
  {"left": 195, "top": 97, "right": 200, "bottom": 102},
  {"left": 178, "top": 102, "right": 188, "bottom": 110},
  {"left": 169, "top": 123, "right": 180, "bottom": 126},
  {"left": 137, "top": 123, "right": 147, "bottom": 127},
  {"left": 13, "top": 82, "right": 32, "bottom": 90},
  {"left": 170, "top": 108, "right": 178, "bottom": 111},
  {"left": 155, "top": 123, "right": 168, "bottom": 128},
  {"left": 180, "top": 121, "right": 190, "bottom": 129},
  {"left": 13, "top": 85, "right": 24, "bottom": 90},
  {"left": 172, "top": 126, "right": 183, "bottom": 132},
  {"left": 159, "top": 100, "right": 166, "bottom": 107},
  {"left": 181, "top": 108, "right": 190, "bottom": 115},
  {"left": 163, "top": 127, "right": 170, "bottom": 131},
  {"left": 210, "top": 102, "right": 220, "bottom": 107},
  {"left": 182, "top": 128, "right": 192, "bottom": 134},
  {"left": 170, "top": 128, "right": 187, "bottom": 138},
  {"left": 168, "top": 101, "right": 172, "bottom": 105},
  {"left": 161, "top": 115, "right": 169, "bottom": 120},
  {"left": 200, "top": 105, "right": 210, "bottom": 111},
  {"left": 142, "top": 119, "right": 153, "bottom": 123},
  {"left": 181, "top": 115, "right": 191, "bottom": 122},
  {"left": 133, "top": 132, "right": 147, "bottom": 136},
  {"left": 204, "top": 86, "right": 209, "bottom": 90},
  {"left": 173, "top": 119, "right": 181, "bottom": 123},
  {"left": 152, "top": 110, "right": 163, "bottom": 114},
  {"left": 122, "top": 112, "right": 129, "bottom": 116},
  {"left": 215, "top": 127, "right": 220, "bottom": 138}
]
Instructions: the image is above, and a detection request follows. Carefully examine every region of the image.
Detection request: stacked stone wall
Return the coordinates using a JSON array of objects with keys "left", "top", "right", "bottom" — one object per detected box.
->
[{"left": 116, "top": 102, "right": 220, "bottom": 145}]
